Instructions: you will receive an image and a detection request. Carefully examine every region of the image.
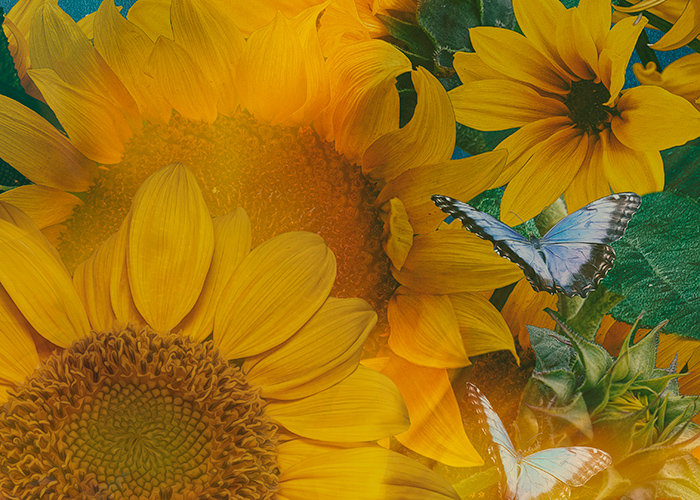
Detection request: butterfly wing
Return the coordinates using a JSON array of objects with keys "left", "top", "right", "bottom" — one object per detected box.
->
[
  {"left": 515, "top": 462, "right": 570, "bottom": 500},
  {"left": 466, "top": 383, "right": 519, "bottom": 499},
  {"left": 431, "top": 195, "right": 556, "bottom": 292},
  {"left": 540, "top": 242, "right": 615, "bottom": 298},
  {"left": 541, "top": 193, "right": 641, "bottom": 245},
  {"left": 523, "top": 447, "right": 612, "bottom": 487}
]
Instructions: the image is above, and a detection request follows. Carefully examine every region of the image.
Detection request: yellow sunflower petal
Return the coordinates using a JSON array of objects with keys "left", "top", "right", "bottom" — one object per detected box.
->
[
  {"left": 177, "top": 208, "right": 251, "bottom": 343},
  {"left": 578, "top": 0, "right": 613, "bottom": 52},
  {"left": 128, "top": 163, "right": 214, "bottom": 333},
  {"left": 450, "top": 79, "right": 568, "bottom": 131},
  {"left": 287, "top": 2, "right": 331, "bottom": 124},
  {"left": 93, "top": 0, "right": 171, "bottom": 124},
  {"left": 29, "top": 3, "right": 141, "bottom": 131},
  {"left": 381, "top": 355, "right": 483, "bottom": 467},
  {"left": 28, "top": 68, "right": 132, "bottom": 165},
  {"left": 210, "top": 0, "right": 318, "bottom": 36},
  {"left": 612, "top": 85, "right": 700, "bottom": 151},
  {"left": 73, "top": 233, "right": 118, "bottom": 333},
  {"left": 0, "top": 205, "right": 89, "bottom": 347},
  {"left": 512, "top": 0, "right": 570, "bottom": 77},
  {"left": 266, "top": 365, "right": 409, "bottom": 442},
  {"left": 393, "top": 230, "right": 523, "bottom": 294},
  {"left": 244, "top": 297, "right": 375, "bottom": 400},
  {"left": 450, "top": 292, "right": 518, "bottom": 362},
  {"left": 634, "top": 54, "right": 700, "bottom": 104},
  {"left": 362, "top": 67, "right": 455, "bottom": 181},
  {"left": 651, "top": 0, "right": 700, "bottom": 51},
  {"left": 656, "top": 333, "right": 700, "bottom": 372},
  {"left": 491, "top": 116, "right": 574, "bottom": 188},
  {"left": 7, "top": 0, "right": 57, "bottom": 37},
  {"left": 316, "top": 0, "right": 371, "bottom": 57},
  {"left": 3, "top": 16, "right": 29, "bottom": 83},
  {"left": 0, "top": 185, "right": 82, "bottom": 229},
  {"left": 276, "top": 438, "right": 373, "bottom": 473},
  {"left": 236, "top": 11, "right": 308, "bottom": 125},
  {"left": 564, "top": 134, "right": 613, "bottom": 213},
  {"left": 109, "top": 211, "right": 146, "bottom": 329},
  {"left": 376, "top": 149, "right": 507, "bottom": 234},
  {"left": 452, "top": 51, "right": 507, "bottom": 83},
  {"left": 381, "top": 197, "right": 413, "bottom": 271},
  {"left": 320, "top": 39, "right": 411, "bottom": 163},
  {"left": 214, "top": 231, "right": 335, "bottom": 359},
  {"left": 0, "top": 284, "right": 40, "bottom": 386},
  {"left": 171, "top": 0, "right": 246, "bottom": 116},
  {"left": 0, "top": 95, "right": 94, "bottom": 191},
  {"left": 501, "top": 126, "right": 588, "bottom": 225},
  {"left": 145, "top": 36, "right": 218, "bottom": 123},
  {"left": 470, "top": 27, "right": 569, "bottom": 93},
  {"left": 556, "top": 7, "right": 598, "bottom": 80},
  {"left": 126, "top": 0, "right": 173, "bottom": 41},
  {"left": 500, "top": 279, "right": 557, "bottom": 351},
  {"left": 601, "top": 129, "right": 664, "bottom": 196},
  {"left": 279, "top": 447, "right": 458, "bottom": 500},
  {"left": 388, "top": 287, "right": 470, "bottom": 368},
  {"left": 600, "top": 15, "right": 647, "bottom": 100}
]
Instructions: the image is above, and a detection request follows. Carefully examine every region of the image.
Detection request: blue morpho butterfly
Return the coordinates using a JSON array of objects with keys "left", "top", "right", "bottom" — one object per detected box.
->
[
  {"left": 466, "top": 383, "right": 611, "bottom": 500},
  {"left": 431, "top": 193, "right": 641, "bottom": 298}
]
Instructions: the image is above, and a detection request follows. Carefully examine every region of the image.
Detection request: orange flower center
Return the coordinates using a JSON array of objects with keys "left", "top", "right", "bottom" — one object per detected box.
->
[
  {"left": 564, "top": 80, "right": 614, "bottom": 133},
  {"left": 59, "top": 111, "right": 395, "bottom": 347}
]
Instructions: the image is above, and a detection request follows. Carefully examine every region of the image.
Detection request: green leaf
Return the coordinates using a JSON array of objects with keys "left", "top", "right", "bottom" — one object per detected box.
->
[
  {"left": 565, "top": 286, "right": 625, "bottom": 342},
  {"left": 479, "top": 0, "right": 516, "bottom": 30},
  {"left": 531, "top": 369, "right": 577, "bottom": 404},
  {"left": 376, "top": 14, "right": 437, "bottom": 66},
  {"left": 467, "top": 188, "right": 540, "bottom": 238},
  {"left": 604, "top": 192, "right": 700, "bottom": 338},
  {"left": 662, "top": 136, "right": 700, "bottom": 200},
  {"left": 417, "top": 0, "right": 481, "bottom": 53}
]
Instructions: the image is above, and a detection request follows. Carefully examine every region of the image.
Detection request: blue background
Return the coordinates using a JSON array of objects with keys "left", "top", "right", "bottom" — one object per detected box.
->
[{"left": 0, "top": 0, "right": 136, "bottom": 19}]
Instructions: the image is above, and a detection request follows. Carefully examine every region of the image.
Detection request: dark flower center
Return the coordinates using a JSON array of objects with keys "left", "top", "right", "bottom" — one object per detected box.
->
[
  {"left": 564, "top": 80, "right": 615, "bottom": 133},
  {"left": 0, "top": 328, "right": 279, "bottom": 499}
]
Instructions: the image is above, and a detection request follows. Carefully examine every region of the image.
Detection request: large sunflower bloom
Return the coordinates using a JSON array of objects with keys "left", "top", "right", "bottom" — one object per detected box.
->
[
  {"left": 0, "top": 163, "right": 459, "bottom": 499},
  {"left": 0, "top": 0, "right": 456, "bottom": 337},
  {"left": 616, "top": 0, "right": 700, "bottom": 51},
  {"left": 449, "top": 0, "right": 700, "bottom": 224}
]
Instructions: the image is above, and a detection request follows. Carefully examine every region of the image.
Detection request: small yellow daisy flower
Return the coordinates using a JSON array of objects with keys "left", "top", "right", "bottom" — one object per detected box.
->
[
  {"left": 616, "top": 0, "right": 700, "bottom": 50},
  {"left": 449, "top": 0, "right": 700, "bottom": 224}
]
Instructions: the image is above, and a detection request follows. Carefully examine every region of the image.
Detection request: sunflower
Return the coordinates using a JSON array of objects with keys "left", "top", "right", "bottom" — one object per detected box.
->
[
  {"left": 634, "top": 52, "right": 700, "bottom": 110},
  {"left": 616, "top": 0, "right": 700, "bottom": 51},
  {"left": 0, "top": 163, "right": 461, "bottom": 499},
  {"left": 0, "top": 0, "right": 457, "bottom": 341},
  {"left": 448, "top": 0, "right": 700, "bottom": 224}
]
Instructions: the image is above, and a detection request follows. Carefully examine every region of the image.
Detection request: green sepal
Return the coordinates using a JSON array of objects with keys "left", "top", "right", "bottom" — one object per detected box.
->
[
  {"left": 545, "top": 308, "right": 613, "bottom": 391},
  {"left": 606, "top": 375, "right": 638, "bottom": 401},
  {"left": 618, "top": 329, "right": 659, "bottom": 381},
  {"left": 531, "top": 369, "right": 577, "bottom": 404},
  {"left": 628, "top": 372, "right": 682, "bottom": 395},
  {"left": 416, "top": 0, "right": 480, "bottom": 53},
  {"left": 591, "top": 404, "right": 650, "bottom": 460},
  {"left": 527, "top": 325, "right": 576, "bottom": 373},
  {"left": 565, "top": 285, "right": 625, "bottom": 342}
]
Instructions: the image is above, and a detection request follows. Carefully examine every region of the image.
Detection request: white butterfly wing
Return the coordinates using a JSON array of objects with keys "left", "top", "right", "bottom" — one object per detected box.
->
[
  {"left": 466, "top": 383, "right": 519, "bottom": 499},
  {"left": 541, "top": 193, "right": 641, "bottom": 245},
  {"left": 523, "top": 447, "right": 612, "bottom": 487},
  {"left": 515, "top": 462, "right": 570, "bottom": 500}
]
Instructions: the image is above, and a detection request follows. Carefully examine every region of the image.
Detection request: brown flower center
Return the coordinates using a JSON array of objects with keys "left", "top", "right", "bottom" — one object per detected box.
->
[
  {"left": 58, "top": 111, "right": 395, "bottom": 350},
  {"left": 0, "top": 328, "right": 278, "bottom": 499},
  {"left": 564, "top": 80, "right": 615, "bottom": 133}
]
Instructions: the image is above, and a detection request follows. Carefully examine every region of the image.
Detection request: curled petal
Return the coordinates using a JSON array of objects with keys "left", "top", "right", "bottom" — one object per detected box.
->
[
  {"left": 650, "top": 0, "right": 700, "bottom": 51},
  {"left": 500, "top": 279, "right": 556, "bottom": 350},
  {"left": 74, "top": 233, "right": 118, "bottom": 333},
  {"left": 0, "top": 185, "right": 82, "bottom": 229},
  {"left": 381, "top": 197, "right": 413, "bottom": 271},
  {"left": 362, "top": 67, "right": 455, "bottom": 182},
  {"left": 126, "top": 0, "right": 173, "bottom": 41}
]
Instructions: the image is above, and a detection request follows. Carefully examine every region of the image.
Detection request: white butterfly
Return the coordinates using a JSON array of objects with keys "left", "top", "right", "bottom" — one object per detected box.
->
[{"left": 467, "top": 383, "right": 612, "bottom": 500}]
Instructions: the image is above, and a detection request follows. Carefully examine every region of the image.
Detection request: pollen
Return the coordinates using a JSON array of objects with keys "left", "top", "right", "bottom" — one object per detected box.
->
[{"left": 0, "top": 327, "right": 279, "bottom": 499}]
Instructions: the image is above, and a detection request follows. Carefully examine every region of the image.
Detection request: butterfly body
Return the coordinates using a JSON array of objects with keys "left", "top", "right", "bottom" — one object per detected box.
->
[
  {"left": 431, "top": 193, "right": 641, "bottom": 297},
  {"left": 466, "top": 383, "right": 611, "bottom": 500}
]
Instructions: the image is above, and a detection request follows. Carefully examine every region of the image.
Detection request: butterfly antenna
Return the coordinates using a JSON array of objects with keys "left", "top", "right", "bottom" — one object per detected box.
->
[{"left": 507, "top": 211, "right": 526, "bottom": 225}]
